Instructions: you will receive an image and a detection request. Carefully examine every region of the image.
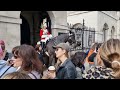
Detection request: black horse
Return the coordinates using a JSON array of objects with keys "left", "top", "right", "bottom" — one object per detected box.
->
[{"left": 42, "top": 31, "right": 77, "bottom": 68}]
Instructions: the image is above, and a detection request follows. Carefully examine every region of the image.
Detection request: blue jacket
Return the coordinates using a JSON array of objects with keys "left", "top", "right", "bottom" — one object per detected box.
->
[
  {"left": 55, "top": 59, "right": 77, "bottom": 79},
  {"left": 0, "top": 60, "right": 17, "bottom": 78}
]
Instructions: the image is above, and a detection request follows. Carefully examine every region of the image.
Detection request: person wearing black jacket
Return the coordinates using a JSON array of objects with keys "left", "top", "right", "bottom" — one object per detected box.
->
[
  {"left": 42, "top": 43, "right": 77, "bottom": 79},
  {"left": 71, "top": 52, "right": 86, "bottom": 79},
  {"left": 35, "top": 41, "right": 44, "bottom": 65}
]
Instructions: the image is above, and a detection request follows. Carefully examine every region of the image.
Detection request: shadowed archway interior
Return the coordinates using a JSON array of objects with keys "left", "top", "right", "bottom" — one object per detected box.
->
[{"left": 20, "top": 11, "right": 51, "bottom": 46}]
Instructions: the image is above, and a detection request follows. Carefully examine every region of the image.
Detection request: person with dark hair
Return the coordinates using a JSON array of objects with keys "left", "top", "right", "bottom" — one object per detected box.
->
[
  {"left": 71, "top": 52, "right": 86, "bottom": 79},
  {"left": 7, "top": 46, "right": 20, "bottom": 66},
  {"left": 12, "top": 46, "right": 20, "bottom": 55},
  {"left": 12, "top": 44, "right": 43, "bottom": 79},
  {"left": 42, "top": 43, "right": 77, "bottom": 79},
  {"left": 35, "top": 41, "right": 44, "bottom": 65}
]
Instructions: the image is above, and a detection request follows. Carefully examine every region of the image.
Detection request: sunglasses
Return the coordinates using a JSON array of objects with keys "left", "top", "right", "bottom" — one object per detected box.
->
[
  {"left": 55, "top": 48, "right": 59, "bottom": 51},
  {"left": 14, "top": 55, "right": 18, "bottom": 59},
  {"left": 55, "top": 47, "right": 63, "bottom": 51}
]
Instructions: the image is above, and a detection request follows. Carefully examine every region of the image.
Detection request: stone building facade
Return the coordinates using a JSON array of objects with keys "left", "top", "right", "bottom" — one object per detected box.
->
[
  {"left": 67, "top": 11, "right": 120, "bottom": 43},
  {"left": 0, "top": 11, "right": 120, "bottom": 52},
  {"left": 0, "top": 11, "right": 68, "bottom": 52}
]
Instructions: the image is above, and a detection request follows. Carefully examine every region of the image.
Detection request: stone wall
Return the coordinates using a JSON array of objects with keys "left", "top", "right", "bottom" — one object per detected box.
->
[
  {"left": 0, "top": 11, "right": 21, "bottom": 52},
  {"left": 97, "top": 11, "right": 117, "bottom": 42},
  {"left": 67, "top": 11, "right": 119, "bottom": 43},
  {"left": 0, "top": 11, "right": 68, "bottom": 52},
  {"left": 51, "top": 11, "right": 68, "bottom": 37}
]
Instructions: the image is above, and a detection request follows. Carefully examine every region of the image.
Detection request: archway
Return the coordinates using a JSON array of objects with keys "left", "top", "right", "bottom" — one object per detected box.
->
[
  {"left": 39, "top": 11, "right": 51, "bottom": 34},
  {"left": 72, "top": 23, "right": 88, "bottom": 30},
  {"left": 103, "top": 23, "right": 109, "bottom": 41},
  {"left": 20, "top": 15, "right": 30, "bottom": 45},
  {"left": 111, "top": 26, "right": 115, "bottom": 38},
  {"left": 20, "top": 11, "right": 52, "bottom": 46}
]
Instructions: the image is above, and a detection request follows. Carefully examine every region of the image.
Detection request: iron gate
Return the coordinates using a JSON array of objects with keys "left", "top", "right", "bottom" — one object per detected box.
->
[{"left": 70, "top": 27, "right": 95, "bottom": 52}]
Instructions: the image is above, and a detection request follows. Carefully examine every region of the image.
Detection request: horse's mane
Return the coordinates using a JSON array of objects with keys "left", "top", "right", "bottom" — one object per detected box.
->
[
  {"left": 49, "top": 33, "right": 69, "bottom": 45},
  {"left": 44, "top": 32, "right": 76, "bottom": 66}
]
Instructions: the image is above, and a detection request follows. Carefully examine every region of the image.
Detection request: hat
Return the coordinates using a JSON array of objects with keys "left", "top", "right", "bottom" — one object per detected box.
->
[
  {"left": 53, "top": 43, "right": 70, "bottom": 52},
  {"left": 0, "top": 40, "right": 5, "bottom": 45}
]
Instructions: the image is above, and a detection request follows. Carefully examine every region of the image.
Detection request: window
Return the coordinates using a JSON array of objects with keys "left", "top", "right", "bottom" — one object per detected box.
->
[
  {"left": 103, "top": 23, "right": 109, "bottom": 41},
  {"left": 111, "top": 26, "right": 115, "bottom": 38}
]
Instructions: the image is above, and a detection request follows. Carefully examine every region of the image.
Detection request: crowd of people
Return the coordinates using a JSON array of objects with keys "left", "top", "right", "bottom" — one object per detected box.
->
[
  {"left": 0, "top": 38, "right": 120, "bottom": 79},
  {"left": 0, "top": 18, "right": 120, "bottom": 79}
]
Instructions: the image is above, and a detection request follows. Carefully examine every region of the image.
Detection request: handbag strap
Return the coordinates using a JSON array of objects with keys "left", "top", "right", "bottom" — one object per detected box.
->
[
  {"left": 30, "top": 72, "right": 37, "bottom": 79},
  {"left": 0, "top": 65, "right": 12, "bottom": 78},
  {"left": 0, "top": 63, "right": 7, "bottom": 70}
]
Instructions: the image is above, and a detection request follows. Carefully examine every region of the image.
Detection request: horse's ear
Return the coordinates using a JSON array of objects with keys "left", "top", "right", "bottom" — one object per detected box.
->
[
  {"left": 69, "top": 33, "right": 72, "bottom": 36},
  {"left": 69, "top": 30, "right": 72, "bottom": 36}
]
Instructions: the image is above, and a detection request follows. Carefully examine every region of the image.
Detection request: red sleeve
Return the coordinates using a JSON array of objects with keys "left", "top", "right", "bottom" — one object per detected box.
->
[
  {"left": 47, "top": 29, "right": 50, "bottom": 35},
  {"left": 40, "top": 29, "right": 43, "bottom": 37}
]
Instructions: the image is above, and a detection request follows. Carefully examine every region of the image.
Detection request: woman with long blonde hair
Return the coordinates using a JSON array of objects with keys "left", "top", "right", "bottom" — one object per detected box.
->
[{"left": 83, "top": 39, "right": 120, "bottom": 79}]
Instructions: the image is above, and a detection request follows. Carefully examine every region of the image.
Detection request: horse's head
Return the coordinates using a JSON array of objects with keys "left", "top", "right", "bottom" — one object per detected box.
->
[
  {"left": 67, "top": 30, "right": 82, "bottom": 48},
  {"left": 67, "top": 30, "right": 76, "bottom": 45}
]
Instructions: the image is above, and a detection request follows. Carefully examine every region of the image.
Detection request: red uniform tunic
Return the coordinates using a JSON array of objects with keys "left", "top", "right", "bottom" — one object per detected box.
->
[{"left": 39, "top": 29, "right": 51, "bottom": 42}]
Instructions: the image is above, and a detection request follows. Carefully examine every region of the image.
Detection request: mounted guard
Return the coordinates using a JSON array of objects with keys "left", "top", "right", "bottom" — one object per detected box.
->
[{"left": 39, "top": 18, "right": 52, "bottom": 49}]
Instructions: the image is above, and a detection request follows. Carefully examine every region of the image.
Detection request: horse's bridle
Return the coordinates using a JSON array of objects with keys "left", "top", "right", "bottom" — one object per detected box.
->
[{"left": 53, "top": 37, "right": 58, "bottom": 46}]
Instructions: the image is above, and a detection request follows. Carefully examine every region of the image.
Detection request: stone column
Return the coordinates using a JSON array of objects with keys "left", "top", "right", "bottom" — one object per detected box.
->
[
  {"left": 50, "top": 11, "right": 68, "bottom": 37},
  {"left": 117, "top": 12, "right": 120, "bottom": 39}
]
